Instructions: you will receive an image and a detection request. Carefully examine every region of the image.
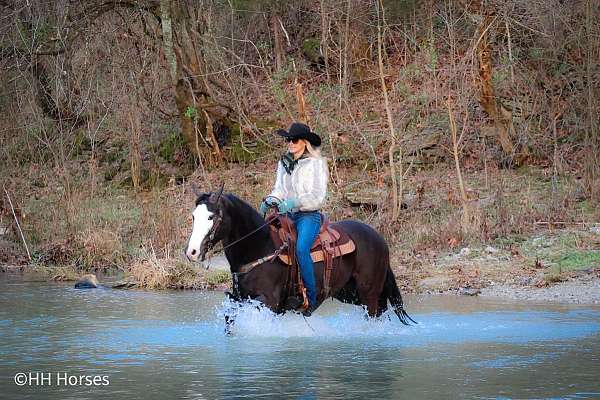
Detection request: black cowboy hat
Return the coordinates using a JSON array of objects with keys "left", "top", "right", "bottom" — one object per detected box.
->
[{"left": 276, "top": 122, "right": 321, "bottom": 147}]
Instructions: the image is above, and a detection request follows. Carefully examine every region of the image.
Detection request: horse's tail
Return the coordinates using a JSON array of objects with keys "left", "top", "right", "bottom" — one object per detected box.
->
[{"left": 385, "top": 268, "right": 417, "bottom": 325}]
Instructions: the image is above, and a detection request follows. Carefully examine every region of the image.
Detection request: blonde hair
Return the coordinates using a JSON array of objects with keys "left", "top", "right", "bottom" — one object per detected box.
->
[{"left": 303, "top": 139, "right": 322, "bottom": 158}]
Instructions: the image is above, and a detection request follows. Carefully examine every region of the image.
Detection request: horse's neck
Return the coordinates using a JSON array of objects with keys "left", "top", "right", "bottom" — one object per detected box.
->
[{"left": 223, "top": 206, "right": 274, "bottom": 272}]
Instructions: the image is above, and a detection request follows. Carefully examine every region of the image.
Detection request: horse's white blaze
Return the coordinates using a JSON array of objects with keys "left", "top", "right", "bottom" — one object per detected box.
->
[{"left": 186, "top": 204, "right": 214, "bottom": 261}]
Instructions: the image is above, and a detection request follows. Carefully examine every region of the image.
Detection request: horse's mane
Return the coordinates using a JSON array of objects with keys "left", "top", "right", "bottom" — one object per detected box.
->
[{"left": 224, "top": 193, "right": 267, "bottom": 228}]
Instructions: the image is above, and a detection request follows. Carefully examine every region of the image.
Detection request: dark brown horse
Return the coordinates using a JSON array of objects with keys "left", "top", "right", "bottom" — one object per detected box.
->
[{"left": 185, "top": 188, "right": 415, "bottom": 328}]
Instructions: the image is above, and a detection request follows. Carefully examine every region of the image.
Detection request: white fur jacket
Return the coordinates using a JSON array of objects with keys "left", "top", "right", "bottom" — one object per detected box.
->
[{"left": 268, "top": 156, "right": 328, "bottom": 212}]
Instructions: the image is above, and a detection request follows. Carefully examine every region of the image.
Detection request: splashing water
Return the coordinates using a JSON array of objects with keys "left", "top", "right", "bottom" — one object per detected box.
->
[
  {"left": 216, "top": 298, "right": 412, "bottom": 339},
  {"left": 214, "top": 296, "right": 600, "bottom": 347}
]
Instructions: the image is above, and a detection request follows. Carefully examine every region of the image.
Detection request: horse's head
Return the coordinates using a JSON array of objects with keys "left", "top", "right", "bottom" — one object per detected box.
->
[{"left": 185, "top": 184, "right": 228, "bottom": 262}]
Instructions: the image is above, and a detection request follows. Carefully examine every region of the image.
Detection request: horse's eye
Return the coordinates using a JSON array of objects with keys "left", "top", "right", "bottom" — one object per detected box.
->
[{"left": 208, "top": 215, "right": 214, "bottom": 220}]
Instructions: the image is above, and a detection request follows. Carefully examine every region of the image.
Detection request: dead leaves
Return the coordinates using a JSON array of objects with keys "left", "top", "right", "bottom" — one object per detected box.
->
[{"left": 450, "top": 265, "right": 482, "bottom": 289}]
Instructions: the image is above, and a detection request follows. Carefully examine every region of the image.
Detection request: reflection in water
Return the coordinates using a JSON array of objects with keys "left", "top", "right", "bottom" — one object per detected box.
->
[{"left": 0, "top": 281, "right": 599, "bottom": 399}]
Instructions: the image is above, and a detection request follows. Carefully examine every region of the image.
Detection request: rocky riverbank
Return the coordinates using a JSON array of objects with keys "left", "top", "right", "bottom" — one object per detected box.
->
[
  {"left": 478, "top": 275, "right": 600, "bottom": 304},
  {"left": 3, "top": 261, "right": 600, "bottom": 306}
]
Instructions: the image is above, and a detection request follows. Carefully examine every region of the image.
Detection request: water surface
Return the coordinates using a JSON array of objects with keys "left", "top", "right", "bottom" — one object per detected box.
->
[{"left": 1, "top": 281, "right": 599, "bottom": 399}]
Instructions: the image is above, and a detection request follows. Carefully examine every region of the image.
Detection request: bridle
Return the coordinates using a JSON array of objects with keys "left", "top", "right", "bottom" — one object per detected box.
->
[
  {"left": 204, "top": 215, "right": 272, "bottom": 256},
  {"left": 197, "top": 195, "right": 281, "bottom": 260},
  {"left": 206, "top": 209, "right": 222, "bottom": 244},
  {"left": 198, "top": 194, "right": 283, "bottom": 267}
]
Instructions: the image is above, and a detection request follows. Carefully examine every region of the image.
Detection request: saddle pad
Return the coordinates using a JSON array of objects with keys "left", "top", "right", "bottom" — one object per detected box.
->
[{"left": 277, "top": 228, "right": 356, "bottom": 265}]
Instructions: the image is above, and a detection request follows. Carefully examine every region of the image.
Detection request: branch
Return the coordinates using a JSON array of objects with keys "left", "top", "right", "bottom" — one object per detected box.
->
[
  {"left": 68, "top": 0, "right": 160, "bottom": 23},
  {"left": 3, "top": 185, "right": 31, "bottom": 261}
]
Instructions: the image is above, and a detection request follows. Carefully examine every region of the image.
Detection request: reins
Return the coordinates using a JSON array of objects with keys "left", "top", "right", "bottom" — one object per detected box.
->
[
  {"left": 205, "top": 214, "right": 289, "bottom": 275},
  {"left": 203, "top": 216, "right": 274, "bottom": 262},
  {"left": 237, "top": 242, "right": 288, "bottom": 274},
  {"left": 220, "top": 220, "right": 272, "bottom": 252}
]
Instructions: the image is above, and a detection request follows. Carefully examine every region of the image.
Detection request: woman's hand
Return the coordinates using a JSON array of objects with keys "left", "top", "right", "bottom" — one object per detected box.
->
[
  {"left": 259, "top": 200, "right": 270, "bottom": 215},
  {"left": 277, "top": 198, "right": 297, "bottom": 214},
  {"left": 260, "top": 196, "right": 282, "bottom": 216}
]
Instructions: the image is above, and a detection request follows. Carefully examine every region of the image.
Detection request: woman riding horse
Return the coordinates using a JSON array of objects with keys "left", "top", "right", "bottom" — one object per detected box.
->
[
  {"left": 184, "top": 127, "right": 415, "bottom": 327},
  {"left": 259, "top": 122, "right": 328, "bottom": 316}
]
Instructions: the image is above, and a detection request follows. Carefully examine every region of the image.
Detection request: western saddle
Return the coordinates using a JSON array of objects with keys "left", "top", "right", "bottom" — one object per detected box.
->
[{"left": 268, "top": 213, "right": 355, "bottom": 307}]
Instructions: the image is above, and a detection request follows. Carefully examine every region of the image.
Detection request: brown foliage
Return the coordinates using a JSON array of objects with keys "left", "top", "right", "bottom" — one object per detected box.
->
[{"left": 0, "top": 0, "right": 598, "bottom": 282}]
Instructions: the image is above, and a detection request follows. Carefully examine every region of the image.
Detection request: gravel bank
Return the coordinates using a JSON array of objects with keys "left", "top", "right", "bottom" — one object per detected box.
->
[{"left": 479, "top": 275, "right": 600, "bottom": 304}]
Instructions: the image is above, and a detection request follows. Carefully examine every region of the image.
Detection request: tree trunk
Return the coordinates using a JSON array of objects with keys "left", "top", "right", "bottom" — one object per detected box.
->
[
  {"left": 160, "top": 0, "right": 235, "bottom": 168},
  {"left": 271, "top": 15, "right": 285, "bottom": 72},
  {"left": 476, "top": 14, "right": 515, "bottom": 157},
  {"left": 320, "top": 0, "right": 331, "bottom": 82},
  {"left": 376, "top": 0, "right": 402, "bottom": 221},
  {"left": 16, "top": 8, "right": 83, "bottom": 128},
  {"left": 584, "top": 0, "right": 599, "bottom": 199},
  {"left": 461, "top": 0, "right": 518, "bottom": 162},
  {"left": 160, "top": 0, "right": 177, "bottom": 86}
]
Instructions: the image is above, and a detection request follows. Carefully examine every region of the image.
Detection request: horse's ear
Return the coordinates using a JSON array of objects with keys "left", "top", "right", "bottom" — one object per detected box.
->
[
  {"left": 216, "top": 182, "right": 225, "bottom": 200},
  {"left": 190, "top": 183, "right": 203, "bottom": 197},
  {"left": 210, "top": 182, "right": 225, "bottom": 204}
]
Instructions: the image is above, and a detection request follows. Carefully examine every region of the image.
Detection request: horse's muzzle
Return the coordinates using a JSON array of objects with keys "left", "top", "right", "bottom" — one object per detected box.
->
[{"left": 185, "top": 245, "right": 206, "bottom": 263}]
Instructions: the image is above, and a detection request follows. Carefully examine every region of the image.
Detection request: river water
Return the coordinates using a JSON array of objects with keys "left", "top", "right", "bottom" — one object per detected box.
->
[{"left": 1, "top": 281, "right": 599, "bottom": 399}]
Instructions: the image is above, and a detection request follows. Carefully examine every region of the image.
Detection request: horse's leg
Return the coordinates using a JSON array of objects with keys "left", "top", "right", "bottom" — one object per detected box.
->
[
  {"left": 384, "top": 268, "right": 417, "bottom": 325},
  {"left": 224, "top": 313, "right": 235, "bottom": 335},
  {"left": 356, "top": 282, "right": 384, "bottom": 318},
  {"left": 376, "top": 295, "right": 389, "bottom": 317},
  {"left": 355, "top": 263, "right": 387, "bottom": 318},
  {"left": 223, "top": 299, "right": 239, "bottom": 335},
  {"left": 333, "top": 278, "right": 361, "bottom": 305},
  {"left": 365, "top": 297, "right": 381, "bottom": 317},
  {"left": 254, "top": 294, "right": 268, "bottom": 309},
  {"left": 223, "top": 291, "right": 236, "bottom": 335},
  {"left": 355, "top": 259, "right": 415, "bottom": 322},
  {"left": 332, "top": 261, "right": 382, "bottom": 316}
]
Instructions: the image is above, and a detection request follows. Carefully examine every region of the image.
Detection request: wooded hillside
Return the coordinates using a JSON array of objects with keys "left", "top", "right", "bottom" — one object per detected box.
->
[{"left": 1, "top": 0, "right": 598, "bottom": 289}]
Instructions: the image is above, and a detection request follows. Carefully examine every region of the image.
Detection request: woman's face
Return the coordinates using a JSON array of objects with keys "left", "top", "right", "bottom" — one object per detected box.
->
[{"left": 287, "top": 138, "right": 306, "bottom": 157}]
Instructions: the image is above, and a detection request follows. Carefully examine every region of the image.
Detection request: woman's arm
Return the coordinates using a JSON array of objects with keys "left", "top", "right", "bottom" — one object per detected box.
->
[{"left": 268, "top": 161, "right": 286, "bottom": 200}]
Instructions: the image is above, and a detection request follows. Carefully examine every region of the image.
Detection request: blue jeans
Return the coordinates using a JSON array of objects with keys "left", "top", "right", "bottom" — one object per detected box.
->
[{"left": 291, "top": 211, "right": 321, "bottom": 306}]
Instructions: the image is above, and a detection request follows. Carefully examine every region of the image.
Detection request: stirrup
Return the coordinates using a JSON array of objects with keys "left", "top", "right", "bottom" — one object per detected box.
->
[
  {"left": 287, "top": 288, "right": 310, "bottom": 312},
  {"left": 284, "top": 296, "right": 303, "bottom": 310},
  {"left": 302, "top": 303, "right": 317, "bottom": 317}
]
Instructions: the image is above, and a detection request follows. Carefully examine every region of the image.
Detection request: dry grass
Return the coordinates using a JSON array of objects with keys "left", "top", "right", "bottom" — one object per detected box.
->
[
  {"left": 2, "top": 144, "right": 597, "bottom": 294},
  {"left": 126, "top": 248, "right": 230, "bottom": 290},
  {"left": 78, "top": 228, "right": 125, "bottom": 269},
  {"left": 19, "top": 264, "right": 81, "bottom": 282}
]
